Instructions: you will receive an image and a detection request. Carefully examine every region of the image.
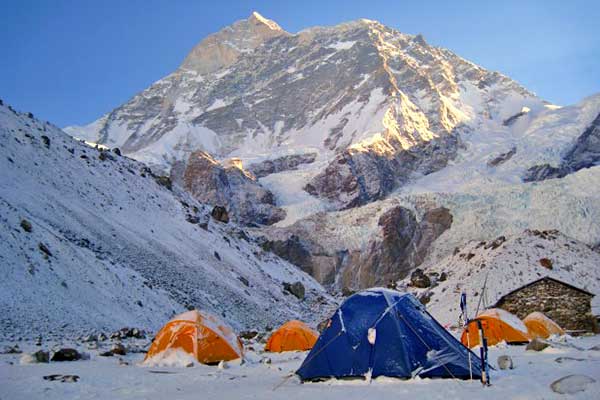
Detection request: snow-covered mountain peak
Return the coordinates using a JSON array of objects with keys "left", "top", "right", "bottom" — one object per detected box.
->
[{"left": 180, "top": 11, "right": 288, "bottom": 74}]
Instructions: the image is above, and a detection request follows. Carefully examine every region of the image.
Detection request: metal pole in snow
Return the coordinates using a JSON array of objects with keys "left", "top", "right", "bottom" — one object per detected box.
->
[{"left": 460, "top": 293, "right": 473, "bottom": 380}]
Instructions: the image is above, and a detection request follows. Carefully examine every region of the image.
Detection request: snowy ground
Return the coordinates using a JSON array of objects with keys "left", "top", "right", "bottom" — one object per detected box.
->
[{"left": 2, "top": 335, "right": 600, "bottom": 399}]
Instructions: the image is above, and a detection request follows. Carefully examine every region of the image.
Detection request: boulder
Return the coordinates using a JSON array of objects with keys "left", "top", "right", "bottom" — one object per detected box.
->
[
  {"left": 410, "top": 268, "right": 431, "bottom": 288},
  {"left": 526, "top": 338, "right": 549, "bottom": 352},
  {"left": 550, "top": 374, "right": 596, "bottom": 394},
  {"left": 239, "top": 331, "right": 258, "bottom": 340},
  {"left": 33, "top": 350, "right": 50, "bottom": 363},
  {"left": 43, "top": 374, "right": 80, "bottom": 383},
  {"left": 111, "top": 343, "right": 127, "bottom": 356},
  {"left": 41, "top": 135, "right": 50, "bottom": 148},
  {"left": 20, "top": 219, "right": 32, "bottom": 233},
  {"left": 51, "top": 348, "right": 81, "bottom": 362},
  {"left": 497, "top": 355, "right": 513, "bottom": 370},
  {"left": 283, "top": 281, "right": 305, "bottom": 300},
  {"left": 211, "top": 206, "right": 230, "bottom": 223},
  {"left": 2, "top": 344, "right": 22, "bottom": 354}
]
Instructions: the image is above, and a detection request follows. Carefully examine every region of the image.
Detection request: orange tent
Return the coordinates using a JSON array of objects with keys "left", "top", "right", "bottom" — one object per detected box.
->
[
  {"left": 265, "top": 320, "right": 319, "bottom": 352},
  {"left": 523, "top": 312, "right": 565, "bottom": 339},
  {"left": 144, "top": 310, "right": 243, "bottom": 365},
  {"left": 461, "top": 308, "right": 530, "bottom": 348}
]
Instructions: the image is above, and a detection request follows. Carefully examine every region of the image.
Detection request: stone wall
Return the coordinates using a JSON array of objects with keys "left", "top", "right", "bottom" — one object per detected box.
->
[{"left": 496, "top": 278, "right": 594, "bottom": 333}]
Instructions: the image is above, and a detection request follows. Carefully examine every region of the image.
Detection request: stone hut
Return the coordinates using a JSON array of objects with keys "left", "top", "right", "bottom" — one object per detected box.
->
[{"left": 494, "top": 277, "right": 595, "bottom": 334}]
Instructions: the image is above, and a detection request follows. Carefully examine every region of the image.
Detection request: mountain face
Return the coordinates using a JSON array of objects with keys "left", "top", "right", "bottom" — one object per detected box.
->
[
  {"left": 63, "top": 12, "right": 600, "bottom": 293},
  {"left": 0, "top": 102, "right": 333, "bottom": 340},
  {"left": 65, "top": 12, "right": 541, "bottom": 176}
]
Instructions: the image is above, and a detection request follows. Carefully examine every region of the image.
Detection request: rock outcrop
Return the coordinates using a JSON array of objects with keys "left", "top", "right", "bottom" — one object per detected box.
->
[
  {"left": 259, "top": 205, "right": 452, "bottom": 290},
  {"left": 523, "top": 112, "right": 600, "bottom": 182},
  {"left": 248, "top": 153, "right": 317, "bottom": 178},
  {"left": 305, "top": 135, "right": 460, "bottom": 209},
  {"left": 182, "top": 151, "right": 285, "bottom": 225}
]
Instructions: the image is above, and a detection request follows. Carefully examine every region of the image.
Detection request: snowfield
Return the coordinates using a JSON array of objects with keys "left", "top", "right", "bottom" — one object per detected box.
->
[{"left": 1, "top": 336, "right": 600, "bottom": 399}]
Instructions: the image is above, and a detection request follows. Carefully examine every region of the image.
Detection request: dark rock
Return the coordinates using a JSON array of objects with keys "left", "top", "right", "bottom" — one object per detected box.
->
[
  {"left": 2, "top": 344, "right": 22, "bottom": 354},
  {"left": 439, "top": 272, "right": 448, "bottom": 282},
  {"left": 38, "top": 242, "right": 52, "bottom": 258},
  {"left": 522, "top": 163, "right": 564, "bottom": 182},
  {"left": 32, "top": 350, "right": 49, "bottom": 363},
  {"left": 418, "top": 291, "right": 432, "bottom": 305},
  {"left": 239, "top": 330, "right": 258, "bottom": 340},
  {"left": 44, "top": 374, "right": 80, "bottom": 383},
  {"left": 154, "top": 175, "right": 172, "bottom": 191},
  {"left": 185, "top": 214, "right": 200, "bottom": 224},
  {"left": 341, "top": 287, "right": 355, "bottom": 297},
  {"left": 485, "top": 236, "right": 506, "bottom": 250},
  {"left": 98, "top": 151, "right": 114, "bottom": 162},
  {"left": 248, "top": 153, "right": 317, "bottom": 178},
  {"left": 503, "top": 111, "right": 527, "bottom": 126},
  {"left": 410, "top": 268, "right": 431, "bottom": 288},
  {"left": 526, "top": 338, "right": 549, "bottom": 351},
  {"left": 211, "top": 205, "right": 230, "bottom": 223},
  {"left": 41, "top": 135, "right": 50, "bottom": 148},
  {"left": 111, "top": 343, "right": 127, "bottom": 356},
  {"left": 283, "top": 281, "right": 305, "bottom": 300},
  {"left": 238, "top": 276, "right": 249, "bottom": 286},
  {"left": 51, "top": 348, "right": 81, "bottom": 361},
  {"left": 20, "top": 219, "right": 32, "bottom": 233},
  {"left": 488, "top": 147, "right": 517, "bottom": 166},
  {"left": 214, "top": 251, "right": 221, "bottom": 261},
  {"left": 112, "top": 147, "right": 121, "bottom": 156},
  {"left": 260, "top": 235, "right": 313, "bottom": 275},
  {"left": 539, "top": 258, "right": 553, "bottom": 269}
]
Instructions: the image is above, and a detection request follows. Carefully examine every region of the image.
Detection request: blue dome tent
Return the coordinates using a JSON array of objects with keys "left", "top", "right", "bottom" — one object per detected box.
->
[{"left": 296, "top": 289, "right": 483, "bottom": 381}]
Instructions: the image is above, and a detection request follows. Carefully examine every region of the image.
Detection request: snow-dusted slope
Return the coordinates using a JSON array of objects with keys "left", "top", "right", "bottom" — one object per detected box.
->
[
  {"left": 399, "top": 229, "right": 600, "bottom": 327},
  {"left": 0, "top": 103, "right": 333, "bottom": 340}
]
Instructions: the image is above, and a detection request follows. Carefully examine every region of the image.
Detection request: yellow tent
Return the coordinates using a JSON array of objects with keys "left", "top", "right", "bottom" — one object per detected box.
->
[
  {"left": 523, "top": 312, "right": 565, "bottom": 339},
  {"left": 461, "top": 308, "right": 530, "bottom": 348},
  {"left": 265, "top": 320, "right": 319, "bottom": 352},
  {"left": 144, "top": 310, "right": 243, "bottom": 365}
]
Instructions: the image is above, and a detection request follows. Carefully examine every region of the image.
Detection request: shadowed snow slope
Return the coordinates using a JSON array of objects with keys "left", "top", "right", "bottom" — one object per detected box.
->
[{"left": 0, "top": 103, "right": 333, "bottom": 340}]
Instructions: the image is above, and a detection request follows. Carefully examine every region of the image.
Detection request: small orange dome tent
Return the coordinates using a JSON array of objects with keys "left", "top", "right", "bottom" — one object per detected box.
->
[
  {"left": 523, "top": 312, "right": 565, "bottom": 339},
  {"left": 461, "top": 308, "right": 530, "bottom": 348},
  {"left": 144, "top": 310, "right": 243, "bottom": 365},
  {"left": 265, "top": 320, "right": 319, "bottom": 352}
]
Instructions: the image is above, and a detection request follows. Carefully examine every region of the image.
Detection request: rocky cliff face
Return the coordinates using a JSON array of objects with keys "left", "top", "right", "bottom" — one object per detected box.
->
[
  {"left": 180, "top": 151, "right": 285, "bottom": 225},
  {"left": 258, "top": 204, "right": 452, "bottom": 290},
  {"left": 523, "top": 112, "right": 600, "bottom": 182},
  {"left": 305, "top": 134, "right": 460, "bottom": 208}
]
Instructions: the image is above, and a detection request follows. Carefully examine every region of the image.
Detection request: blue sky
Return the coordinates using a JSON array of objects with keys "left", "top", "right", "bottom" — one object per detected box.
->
[{"left": 1, "top": 0, "right": 599, "bottom": 127}]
